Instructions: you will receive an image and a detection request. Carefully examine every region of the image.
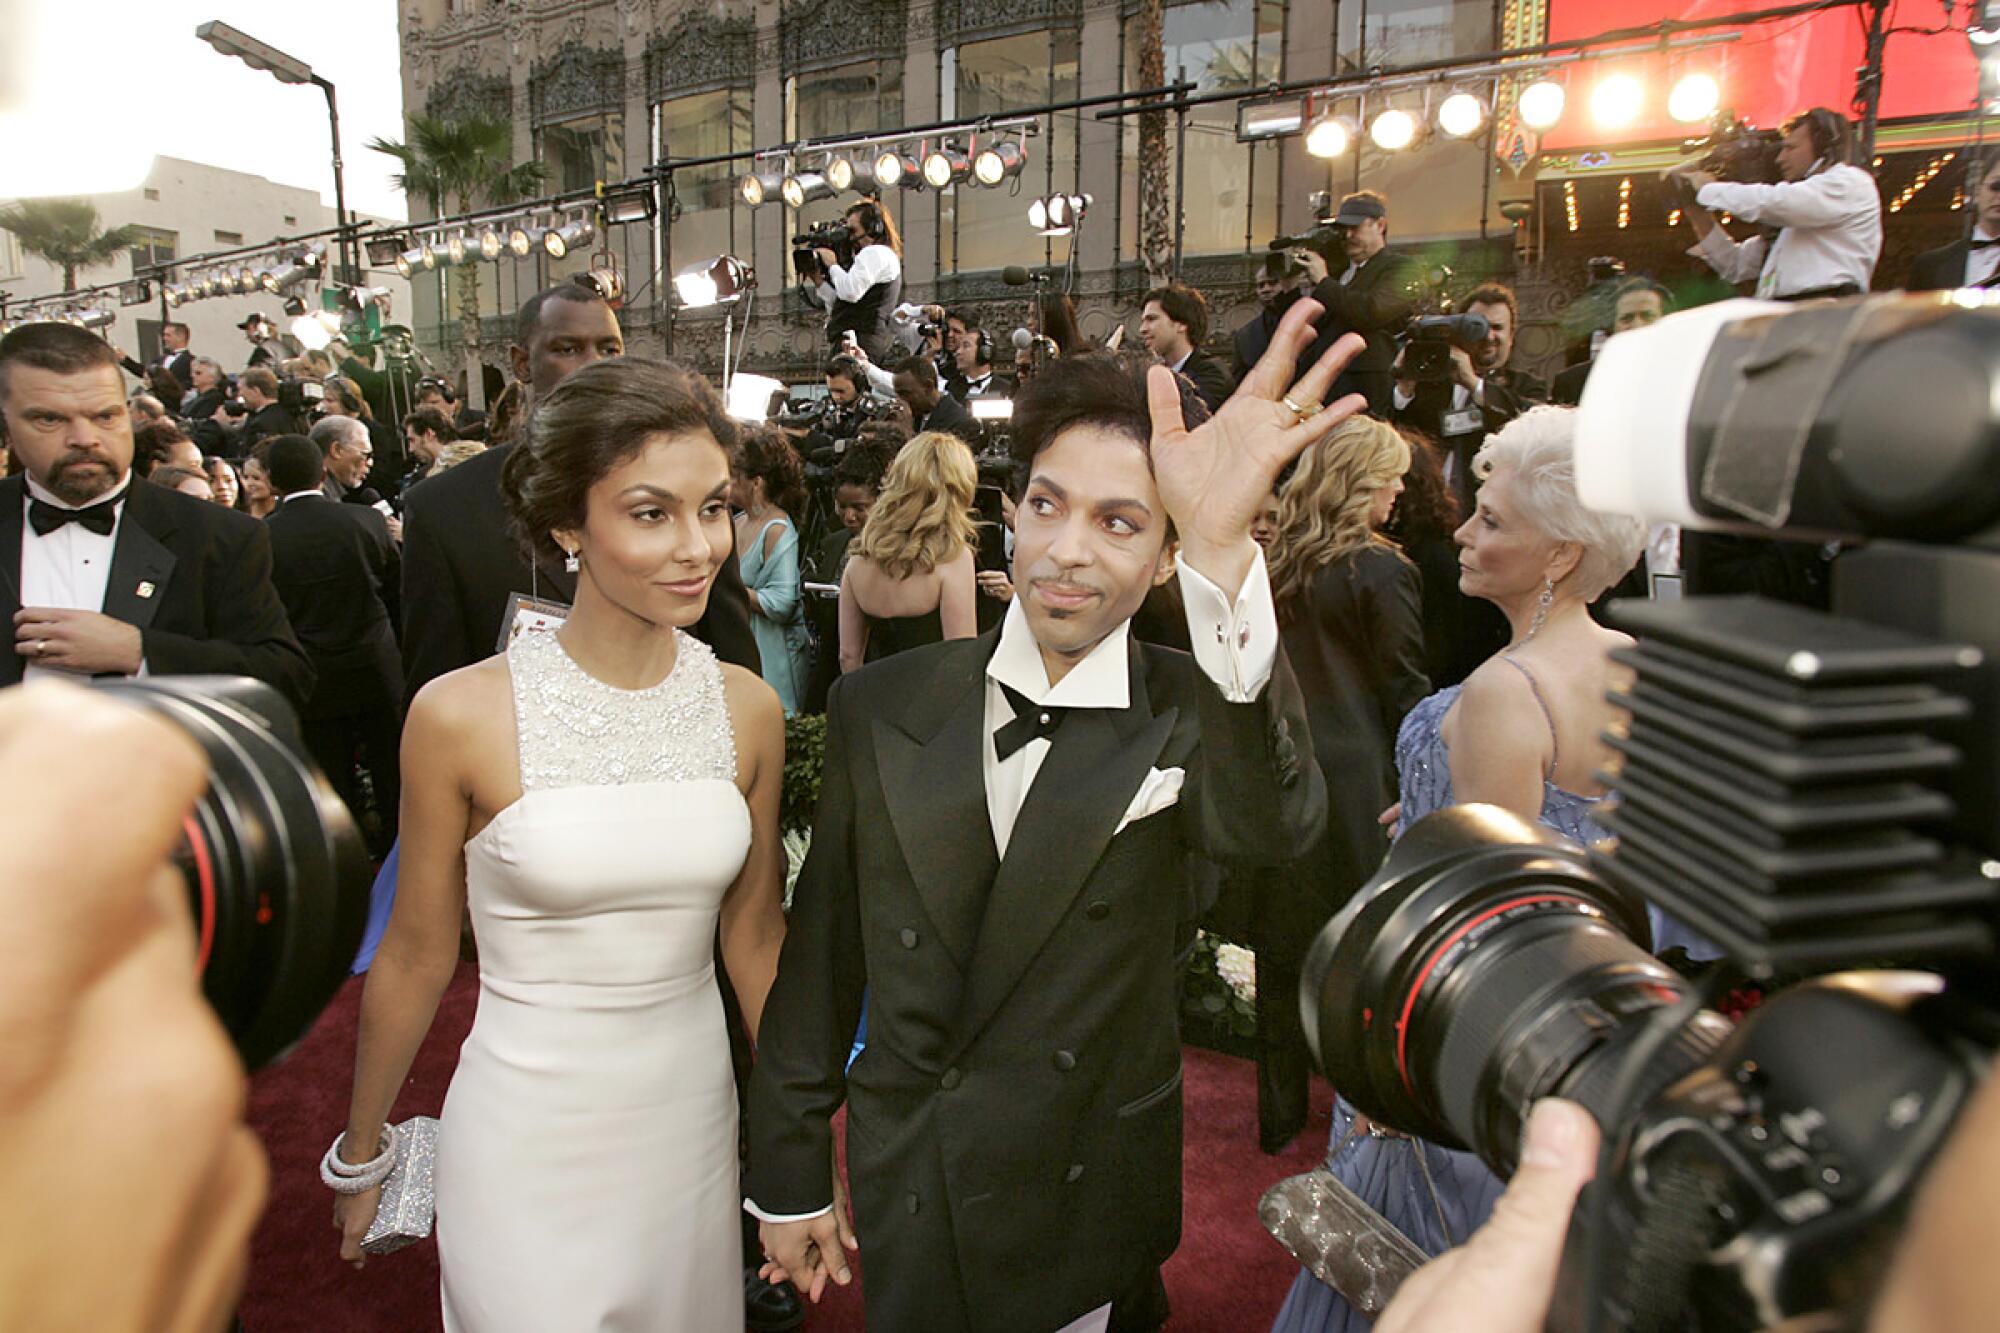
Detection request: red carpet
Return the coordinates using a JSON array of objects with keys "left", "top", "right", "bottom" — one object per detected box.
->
[{"left": 241, "top": 964, "right": 1332, "bottom": 1330}]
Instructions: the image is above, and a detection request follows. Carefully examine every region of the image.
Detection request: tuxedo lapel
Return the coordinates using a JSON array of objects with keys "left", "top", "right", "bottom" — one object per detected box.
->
[
  {"left": 947, "top": 647, "right": 1178, "bottom": 1058},
  {"left": 873, "top": 631, "right": 1000, "bottom": 971},
  {"left": 0, "top": 479, "right": 21, "bottom": 687},
  {"left": 102, "top": 486, "right": 177, "bottom": 630}
]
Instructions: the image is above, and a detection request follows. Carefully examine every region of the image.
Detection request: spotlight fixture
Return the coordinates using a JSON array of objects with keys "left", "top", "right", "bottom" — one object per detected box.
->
[
  {"left": 395, "top": 248, "right": 421, "bottom": 279},
  {"left": 254, "top": 263, "right": 279, "bottom": 293},
  {"left": 543, "top": 216, "right": 594, "bottom": 259},
  {"left": 973, "top": 141, "right": 1028, "bottom": 187},
  {"left": 724, "top": 372, "right": 787, "bottom": 424},
  {"left": 1305, "top": 112, "right": 1355, "bottom": 159},
  {"left": 418, "top": 238, "right": 438, "bottom": 270},
  {"left": 598, "top": 181, "right": 658, "bottom": 224},
  {"left": 1668, "top": 72, "right": 1721, "bottom": 124},
  {"left": 70, "top": 308, "right": 114, "bottom": 330},
  {"left": 1517, "top": 79, "right": 1567, "bottom": 131},
  {"left": 673, "top": 254, "right": 753, "bottom": 308},
  {"left": 364, "top": 233, "right": 405, "bottom": 267},
  {"left": 782, "top": 171, "right": 833, "bottom": 208},
  {"left": 507, "top": 221, "right": 536, "bottom": 257},
  {"left": 1237, "top": 94, "right": 1308, "bottom": 142},
  {"left": 163, "top": 283, "right": 191, "bottom": 308},
  {"left": 575, "top": 267, "right": 624, "bottom": 303},
  {"left": 923, "top": 145, "right": 971, "bottom": 190},
  {"left": 268, "top": 258, "right": 317, "bottom": 294},
  {"left": 826, "top": 155, "right": 875, "bottom": 193},
  {"left": 1436, "top": 91, "right": 1488, "bottom": 139},
  {"left": 739, "top": 169, "right": 782, "bottom": 206},
  {"left": 1368, "top": 108, "right": 1421, "bottom": 152},
  {"left": 1027, "top": 193, "right": 1090, "bottom": 236},
  {"left": 874, "top": 149, "right": 920, "bottom": 188},
  {"left": 1589, "top": 72, "right": 1644, "bottom": 129},
  {"left": 197, "top": 271, "right": 219, "bottom": 298},
  {"left": 445, "top": 230, "right": 469, "bottom": 265},
  {"left": 479, "top": 225, "right": 505, "bottom": 260},
  {"left": 238, "top": 265, "right": 258, "bottom": 292}
]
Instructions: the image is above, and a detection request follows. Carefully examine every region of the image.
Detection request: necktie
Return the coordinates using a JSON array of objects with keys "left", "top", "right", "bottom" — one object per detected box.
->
[
  {"left": 1971, "top": 237, "right": 2000, "bottom": 250},
  {"left": 993, "top": 682, "right": 1067, "bottom": 762},
  {"left": 28, "top": 496, "right": 118, "bottom": 537}
]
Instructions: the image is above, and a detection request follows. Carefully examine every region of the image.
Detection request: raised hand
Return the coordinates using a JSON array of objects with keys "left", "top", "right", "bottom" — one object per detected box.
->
[{"left": 1146, "top": 299, "right": 1367, "bottom": 596}]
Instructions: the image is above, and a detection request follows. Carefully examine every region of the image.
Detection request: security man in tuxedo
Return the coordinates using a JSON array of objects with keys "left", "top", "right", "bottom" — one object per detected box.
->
[
  {"left": 0, "top": 323, "right": 311, "bottom": 702},
  {"left": 1294, "top": 191, "right": 1421, "bottom": 414},
  {"left": 1909, "top": 153, "right": 2000, "bottom": 290},
  {"left": 748, "top": 303, "right": 1355, "bottom": 1333}
]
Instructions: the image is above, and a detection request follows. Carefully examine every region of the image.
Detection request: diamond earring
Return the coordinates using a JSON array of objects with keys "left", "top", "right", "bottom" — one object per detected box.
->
[{"left": 563, "top": 547, "right": 580, "bottom": 574}]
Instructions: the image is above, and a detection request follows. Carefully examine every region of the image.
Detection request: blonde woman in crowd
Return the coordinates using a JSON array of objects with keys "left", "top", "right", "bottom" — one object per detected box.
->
[{"left": 836, "top": 432, "right": 979, "bottom": 671}]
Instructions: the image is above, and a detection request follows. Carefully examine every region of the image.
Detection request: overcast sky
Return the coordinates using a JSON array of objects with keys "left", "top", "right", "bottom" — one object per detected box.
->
[{"left": 8, "top": 1, "right": 411, "bottom": 219}]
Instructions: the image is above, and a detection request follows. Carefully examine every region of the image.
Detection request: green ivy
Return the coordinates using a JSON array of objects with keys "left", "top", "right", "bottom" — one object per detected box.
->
[{"left": 782, "top": 712, "right": 827, "bottom": 836}]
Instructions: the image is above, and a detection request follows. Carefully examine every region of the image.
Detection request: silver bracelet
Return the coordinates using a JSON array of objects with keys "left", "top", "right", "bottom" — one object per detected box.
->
[{"left": 320, "top": 1127, "right": 397, "bottom": 1194}]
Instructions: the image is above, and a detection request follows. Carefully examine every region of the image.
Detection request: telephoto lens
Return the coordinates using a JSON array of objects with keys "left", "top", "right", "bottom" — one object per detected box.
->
[
  {"left": 1302, "top": 804, "right": 1733, "bottom": 1171},
  {"left": 93, "top": 676, "right": 373, "bottom": 1070}
]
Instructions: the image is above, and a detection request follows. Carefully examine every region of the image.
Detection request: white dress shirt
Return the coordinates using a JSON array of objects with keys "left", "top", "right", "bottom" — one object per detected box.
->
[
  {"left": 19, "top": 472, "right": 134, "bottom": 684},
  {"left": 745, "top": 549, "right": 1279, "bottom": 1227},
  {"left": 1691, "top": 163, "right": 1882, "bottom": 298},
  {"left": 816, "top": 242, "right": 903, "bottom": 309},
  {"left": 1965, "top": 228, "right": 2000, "bottom": 288}
]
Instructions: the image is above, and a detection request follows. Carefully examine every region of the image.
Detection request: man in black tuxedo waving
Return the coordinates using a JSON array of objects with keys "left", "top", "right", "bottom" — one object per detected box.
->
[
  {"left": 748, "top": 302, "right": 1356, "bottom": 1332},
  {"left": 0, "top": 323, "right": 312, "bottom": 702}
]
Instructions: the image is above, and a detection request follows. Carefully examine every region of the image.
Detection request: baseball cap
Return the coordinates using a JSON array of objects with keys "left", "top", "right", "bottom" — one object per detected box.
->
[
  {"left": 236, "top": 313, "right": 270, "bottom": 330},
  {"left": 1332, "top": 193, "right": 1387, "bottom": 227}
]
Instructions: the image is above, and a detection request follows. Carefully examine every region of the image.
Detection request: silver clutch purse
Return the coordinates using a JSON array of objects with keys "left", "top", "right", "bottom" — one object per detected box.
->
[
  {"left": 1259, "top": 1156, "right": 1428, "bottom": 1315},
  {"left": 362, "top": 1115, "right": 440, "bottom": 1256}
]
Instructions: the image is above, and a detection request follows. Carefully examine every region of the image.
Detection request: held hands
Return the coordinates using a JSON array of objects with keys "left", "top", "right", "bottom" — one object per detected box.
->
[
  {"left": 15, "top": 607, "right": 144, "bottom": 675},
  {"left": 1146, "top": 298, "right": 1366, "bottom": 596},
  {"left": 758, "top": 1155, "right": 860, "bottom": 1303}
]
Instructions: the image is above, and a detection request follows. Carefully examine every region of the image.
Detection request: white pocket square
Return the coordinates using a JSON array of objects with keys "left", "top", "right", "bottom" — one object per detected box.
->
[{"left": 1114, "top": 766, "right": 1185, "bottom": 836}]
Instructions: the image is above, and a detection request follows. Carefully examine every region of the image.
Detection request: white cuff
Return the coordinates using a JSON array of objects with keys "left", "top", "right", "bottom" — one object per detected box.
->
[
  {"left": 744, "top": 1198, "right": 833, "bottom": 1224},
  {"left": 1177, "top": 546, "right": 1277, "bottom": 703},
  {"left": 1390, "top": 383, "right": 1414, "bottom": 410}
]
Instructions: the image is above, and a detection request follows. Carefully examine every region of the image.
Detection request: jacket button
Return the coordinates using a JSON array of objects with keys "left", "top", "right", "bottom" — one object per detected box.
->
[
  {"left": 1086, "top": 901, "right": 1110, "bottom": 921},
  {"left": 1065, "top": 1163, "right": 1086, "bottom": 1184},
  {"left": 1052, "top": 1049, "right": 1077, "bottom": 1072},
  {"left": 899, "top": 927, "right": 919, "bottom": 949},
  {"left": 906, "top": 1192, "right": 920, "bottom": 1215},
  {"left": 940, "top": 1067, "right": 963, "bottom": 1091}
]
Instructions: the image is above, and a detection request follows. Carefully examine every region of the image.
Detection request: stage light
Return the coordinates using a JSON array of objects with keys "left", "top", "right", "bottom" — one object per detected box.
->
[
  {"left": 674, "top": 254, "right": 752, "bottom": 308},
  {"left": 924, "top": 146, "right": 971, "bottom": 190},
  {"left": 725, "top": 372, "right": 786, "bottom": 424},
  {"left": 507, "top": 222, "right": 535, "bottom": 257},
  {"left": 238, "top": 266, "right": 259, "bottom": 293},
  {"left": 395, "top": 248, "right": 419, "bottom": 279},
  {"left": 445, "top": 231, "right": 469, "bottom": 265},
  {"left": 826, "top": 155, "right": 876, "bottom": 192},
  {"left": 598, "top": 181, "right": 657, "bottom": 224},
  {"left": 875, "top": 149, "right": 921, "bottom": 188},
  {"left": 197, "top": 271, "right": 218, "bottom": 298},
  {"left": 1028, "top": 192, "right": 1090, "bottom": 236},
  {"left": 1668, "top": 73, "right": 1720, "bottom": 124},
  {"left": 739, "top": 170, "right": 782, "bottom": 206},
  {"left": 544, "top": 216, "right": 594, "bottom": 258},
  {"left": 479, "top": 226, "right": 505, "bottom": 260},
  {"left": 364, "top": 234, "right": 405, "bottom": 267},
  {"left": 1369, "top": 108, "right": 1420, "bottom": 152},
  {"left": 69, "top": 307, "right": 114, "bottom": 330},
  {"left": 973, "top": 141, "right": 1028, "bottom": 186},
  {"left": 782, "top": 171, "right": 832, "bottom": 208},
  {"left": 1437, "top": 91, "right": 1488, "bottom": 139},
  {"left": 1590, "top": 73, "right": 1644, "bottom": 129},
  {"left": 163, "top": 283, "right": 190, "bottom": 308},
  {"left": 1518, "top": 79, "right": 1566, "bottom": 130},
  {"left": 419, "top": 238, "right": 438, "bottom": 270},
  {"left": 575, "top": 267, "right": 623, "bottom": 302},
  {"left": 1305, "top": 113, "right": 1353, "bottom": 158},
  {"left": 1237, "top": 95, "right": 1307, "bottom": 142}
]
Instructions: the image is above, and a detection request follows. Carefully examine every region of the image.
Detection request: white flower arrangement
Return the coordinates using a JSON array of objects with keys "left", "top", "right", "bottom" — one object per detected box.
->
[{"left": 1214, "top": 941, "right": 1258, "bottom": 1005}]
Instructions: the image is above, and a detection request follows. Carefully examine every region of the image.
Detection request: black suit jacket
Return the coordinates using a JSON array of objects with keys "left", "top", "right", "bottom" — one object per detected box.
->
[
  {"left": 1551, "top": 359, "right": 1593, "bottom": 407},
  {"left": 1907, "top": 240, "right": 1976, "bottom": 292},
  {"left": 1301, "top": 250, "right": 1421, "bottom": 413},
  {"left": 399, "top": 442, "right": 759, "bottom": 701},
  {"left": 1177, "top": 349, "right": 1236, "bottom": 413},
  {"left": 0, "top": 477, "right": 313, "bottom": 703},
  {"left": 916, "top": 392, "right": 981, "bottom": 446},
  {"left": 1231, "top": 292, "right": 1302, "bottom": 382},
  {"left": 240, "top": 402, "right": 299, "bottom": 450},
  {"left": 1397, "top": 368, "right": 1543, "bottom": 514},
  {"left": 265, "top": 495, "right": 401, "bottom": 719},
  {"left": 745, "top": 628, "right": 1325, "bottom": 1332}
]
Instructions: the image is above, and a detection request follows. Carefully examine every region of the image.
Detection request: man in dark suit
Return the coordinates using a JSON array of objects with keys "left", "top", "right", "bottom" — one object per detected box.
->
[
  {"left": 1139, "top": 282, "right": 1235, "bottom": 412},
  {"left": 748, "top": 304, "right": 1350, "bottom": 1332},
  {"left": 1231, "top": 252, "right": 1304, "bottom": 382},
  {"left": 262, "top": 435, "right": 402, "bottom": 854},
  {"left": 1551, "top": 277, "right": 1671, "bottom": 405},
  {"left": 892, "top": 362, "right": 980, "bottom": 446},
  {"left": 236, "top": 368, "right": 299, "bottom": 450},
  {"left": 1296, "top": 191, "right": 1420, "bottom": 414},
  {"left": 1394, "top": 281, "right": 1545, "bottom": 512},
  {"left": 1909, "top": 153, "right": 2000, "bottom": 291},
  {"left": 942, "top": 310, "right": 1013, "bottom": 404},
  {"left": 400, "top": 283, "right": 758, "bottom": 701},
  {"left": 118, "top": 321, "right": 195, "bottom": 397},
  {"left": 0, "top": 323, "right": 312, "bottom": 704}
]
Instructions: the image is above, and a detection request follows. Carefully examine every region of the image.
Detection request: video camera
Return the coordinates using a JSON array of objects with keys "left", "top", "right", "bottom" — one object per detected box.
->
[
  {"left": 278, "top": 375, "right": 325, "bottom": 420},
  {"left": 1672, "top": 112, "right": 1785, "bottom": 206},
  {"left": 1302, "top": 293, "right": 2000, "bottom": 1330},
  {"left": 793, "top": 221, "right": 857, "bottom": 283},
  {"left": 1269, "top": 224, "right": 1343, "bottom": 263},
  {"left": 1396, "top": 312, "right": 1490, "bottom": 384}
]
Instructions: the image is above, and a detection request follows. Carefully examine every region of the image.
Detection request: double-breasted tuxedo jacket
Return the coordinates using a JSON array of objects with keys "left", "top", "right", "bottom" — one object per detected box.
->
[
  {"left": 0, "top": 476, "right": 312, "bottom": 703},
  {"left": 745, "top": 626, "right": 1325, "bottom": 1332}
]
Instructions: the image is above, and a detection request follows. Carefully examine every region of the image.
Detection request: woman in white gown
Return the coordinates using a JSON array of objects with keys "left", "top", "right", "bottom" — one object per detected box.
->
[{"left": 330, "top": 357, "right": 789, "bottom": 1331}]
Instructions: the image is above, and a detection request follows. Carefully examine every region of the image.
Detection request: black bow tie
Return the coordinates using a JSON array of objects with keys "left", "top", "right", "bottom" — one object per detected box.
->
[
  {"left": 1972, "top": 237, "right": 2000, "bottom": 251},
  {"left": 28, "top": 496, "right": 118, "bottom": 537},
  {"left": 993, "top": 682, "right": 1068, "bottom": 762}
]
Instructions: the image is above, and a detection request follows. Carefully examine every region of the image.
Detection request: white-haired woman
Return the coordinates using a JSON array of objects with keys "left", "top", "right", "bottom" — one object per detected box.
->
[{"left": 1272, "top": 405, "right": 1708, "bottom": 1333}]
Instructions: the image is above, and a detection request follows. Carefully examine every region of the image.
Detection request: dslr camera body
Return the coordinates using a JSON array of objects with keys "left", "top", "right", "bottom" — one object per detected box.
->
[{"left": 1306, "top": 293, "right": 2000, "bottom": 1331}]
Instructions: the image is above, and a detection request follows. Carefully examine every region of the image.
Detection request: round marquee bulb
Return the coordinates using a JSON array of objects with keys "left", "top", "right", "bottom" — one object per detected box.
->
[
  {"left": 1590, "top": 73, "right": 1644, "bottom": 130},
  {"left": 1518, "top": 79, "right": 1566, "bottom": 131},
  {"left": 1369, "top": 108, "right": 1419, "bottom": 152},
  {"left": 1305, "top": 114, "right": 1351, "bottom": 159},
  {"left": 1668, "top": 73, "right": 1721, "bottom": 124},
  {"left": 1437, "top": 92, "right": 1487, "bottom": 139}
]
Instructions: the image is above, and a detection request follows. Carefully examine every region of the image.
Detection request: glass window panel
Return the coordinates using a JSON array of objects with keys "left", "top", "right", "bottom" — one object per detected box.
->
[
  {"left": 129, "top": 226, "right": 177, "bottom": 272},
  {"left": 540, "top": 113, "right": 625, "bottom": 283},
  {"left": 789, "top": 61, "right": 906, "bottom": 238},
  {"left": 659, "top": 88, "right": 754, "bottom": 275},
  {"left": 945, "top": 31, "right": 1081, "bottom": 274},
  {"left": 1354, "top": 0, "right": 1493, "bottom": 67}
]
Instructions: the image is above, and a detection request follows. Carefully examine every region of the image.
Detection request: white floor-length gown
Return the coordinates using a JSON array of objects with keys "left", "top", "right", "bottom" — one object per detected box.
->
[{"left": 434, "top": 627, "right": 749, "bottom": 1331}]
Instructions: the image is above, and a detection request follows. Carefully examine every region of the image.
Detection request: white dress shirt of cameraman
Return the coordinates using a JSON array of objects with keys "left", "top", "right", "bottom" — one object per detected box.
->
[
  {"left": 1672, "top": 107, "right": 1881, "bottom": 300},
  {"left": 812, "top": 202, "right": 903, "bottom": 330}
]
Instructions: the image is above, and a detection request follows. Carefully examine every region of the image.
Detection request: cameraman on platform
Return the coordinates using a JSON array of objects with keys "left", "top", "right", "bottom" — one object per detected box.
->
[
  {"left": 1670, "top": 107, "right": 1882, "bottom": 301},
  {"left": 1294, "top": 191, "right": 1421, "bottom": 413},
  {"left": 806, "top": 200, "right": 904, "bottom": 361}
]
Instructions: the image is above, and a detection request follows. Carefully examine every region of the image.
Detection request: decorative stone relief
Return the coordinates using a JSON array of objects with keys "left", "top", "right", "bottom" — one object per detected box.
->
[
  {"left": 937, "top": 0, "right": 1080, "bottom": 45},
  {"left": 779, "top": 0, "right": 907, "bottom": 72},
  {"left": 429, "top": 69, "right": 515, "bottom": 123},
  {"left": 646, "top": 11, "right": 755, "bottom": 99},
  {"left": 530, "top": 40, "right": 625, "bottom": 123}
]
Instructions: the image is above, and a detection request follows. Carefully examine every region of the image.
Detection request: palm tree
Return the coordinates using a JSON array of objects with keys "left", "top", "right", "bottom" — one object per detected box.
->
[
  {"left": 1136, "top": 0, "right": 1173, "bottom": 285},
  {"left": 369, "top": 112, "right": 546, "bottom": 407},
  {"left": 0, "top": 199, "right": 144, "bottom": 293}
]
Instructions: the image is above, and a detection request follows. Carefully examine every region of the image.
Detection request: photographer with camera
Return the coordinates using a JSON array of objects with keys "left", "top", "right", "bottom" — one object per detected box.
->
[
  {"left": 802, "top": 199, "right": 904, "bottom": 362},
  {"left": 238, "top": 367, "right": 301, "bottom": 451},
  {"left": 1669, "top": 107, "right": 1882, "bottom": 301},
  {"left": 1284, "top": 191, "right": 1421, "bottom": 414},
  {"left": 1393, "top": 282, "right": 1544, "bottom": 507}
]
